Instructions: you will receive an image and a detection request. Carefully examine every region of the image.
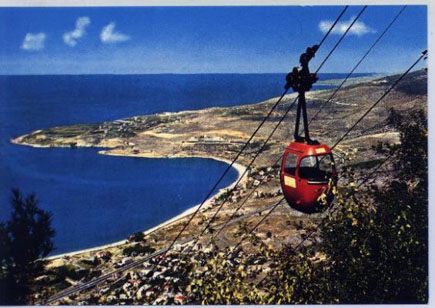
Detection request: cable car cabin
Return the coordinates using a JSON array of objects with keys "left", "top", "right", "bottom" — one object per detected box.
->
[{"left": 280, "top": 141, "right": 337, "bottom": 212}]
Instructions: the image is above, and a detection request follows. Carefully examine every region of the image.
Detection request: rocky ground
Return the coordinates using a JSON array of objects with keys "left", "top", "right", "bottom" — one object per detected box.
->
[{"left": 13, "top": 69, "right": 427, "bottom": 304}]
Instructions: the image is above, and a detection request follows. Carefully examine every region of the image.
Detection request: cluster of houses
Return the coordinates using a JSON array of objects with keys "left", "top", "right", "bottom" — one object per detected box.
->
[
  {"left": 183, "top": 135, "right": 247, "bottom": 156},
  {"left": 93, "top": 114, "right": 179, "bottom": 141},
  {"left": 95, "top": 119, "right": 138, "bottom": 139},
  {"left": 231, "top": 167, "right": 282, "bottom": 204},
  {"left": 55, "top": 241, "right": 275, "bottom": 305},
  {"left": 187, "top": 135, "right": 225, "bottom": 144},
  {"left": 63, "top": 250, "right": 192, "bottom": 305}
]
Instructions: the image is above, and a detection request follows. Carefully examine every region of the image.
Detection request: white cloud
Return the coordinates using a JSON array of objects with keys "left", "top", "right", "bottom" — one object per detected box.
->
[
  {"left": 100, "top": 22, "right": 130, "bottom": 43},
  {"left": 319, "top": 16, "right": 376, "bottom": 36},
  {"left": 63, "top": 16, "right": 91, "bottom": 47},
  {"left": 21, "top": 33, "right": 46, "bottom": 51}
]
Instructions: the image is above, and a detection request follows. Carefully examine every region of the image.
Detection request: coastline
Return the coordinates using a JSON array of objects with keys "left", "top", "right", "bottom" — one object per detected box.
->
[{"left": 46, "top": 155, "right": 247, "bottom": 260}]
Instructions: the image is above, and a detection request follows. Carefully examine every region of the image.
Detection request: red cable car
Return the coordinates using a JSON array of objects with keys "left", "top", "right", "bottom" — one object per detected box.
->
[
  {"left": 279, "top": 44, "right": 337, "bottom": 212},
  {"left": 280, "top": 141, "right": 337, "bottom": 212}
]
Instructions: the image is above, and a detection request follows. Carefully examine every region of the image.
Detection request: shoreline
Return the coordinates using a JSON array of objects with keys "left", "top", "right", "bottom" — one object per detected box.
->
[{"left": 46, "top": 154, "right": 247, "bottom": 260}]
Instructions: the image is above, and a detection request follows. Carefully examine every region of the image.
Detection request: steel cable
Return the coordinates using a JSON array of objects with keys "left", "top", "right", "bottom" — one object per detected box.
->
[
  {"left": 330, "top": 50, "right": 427, "bottom": 151},
  {"left": 211, "top": 154, "right": 284, "bottom": 241},
  {"left": 314, "top": 6, "right": 367, "bottom": 74},
  {"left": 229, "top": 197, "right": 285, "bottom": 254}
]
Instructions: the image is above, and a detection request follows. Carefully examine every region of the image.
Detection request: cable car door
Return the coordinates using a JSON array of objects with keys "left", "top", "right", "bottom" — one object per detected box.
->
[
  {"left": 281, "top": 151, "right": 299, "bottom": 205},
  {"left": 297, "top": 154, "right": 335, "bottom": 208}
]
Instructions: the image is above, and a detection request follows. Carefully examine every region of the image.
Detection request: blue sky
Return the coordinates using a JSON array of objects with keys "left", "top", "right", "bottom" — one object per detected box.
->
[{"left": 0, "top": 5, "right": 427, "bottom": 74}]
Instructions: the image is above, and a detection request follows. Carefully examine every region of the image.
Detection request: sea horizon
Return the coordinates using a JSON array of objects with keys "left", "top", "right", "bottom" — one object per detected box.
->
[{"left": 0, "top": 72, "right": 381, "bottom": 76}]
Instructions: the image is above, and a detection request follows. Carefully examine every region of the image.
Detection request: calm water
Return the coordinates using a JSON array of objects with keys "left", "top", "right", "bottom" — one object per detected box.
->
[{"left": 0, "top": 73, "right": 368, "bottom": 255}]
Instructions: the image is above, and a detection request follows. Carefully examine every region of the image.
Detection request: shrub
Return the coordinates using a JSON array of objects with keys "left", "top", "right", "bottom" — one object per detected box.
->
[{"left": 122, "top": 244, "right": 155, "bottom": 257}]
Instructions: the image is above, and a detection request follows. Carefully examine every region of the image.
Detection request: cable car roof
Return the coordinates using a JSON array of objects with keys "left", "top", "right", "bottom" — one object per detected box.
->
[{"left": 285, "top": 141, "right": 332, "bottom": 156}]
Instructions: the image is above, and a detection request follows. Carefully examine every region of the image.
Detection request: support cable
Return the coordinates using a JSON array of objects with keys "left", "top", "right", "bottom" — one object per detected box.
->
[
  {"left": 211, "top": 154, "right": 283, "bottom": 240},
  {"left": 314, "top": 6, "right": 367, "bottom": 74},
  {"left": 317, "top": 6, "right": 349, "bottom": 49},
  {"left": 355, "top": 151, "right": 395, "bottom": 188},
  {"left": 309, "top": 5, "right": 407, "bottom": 125},
  {"left": 330, "top": 50, "right": 427, "bottom": 151},
  {"left": 229, "top": 197, "right": 285, "bottom": 254}
]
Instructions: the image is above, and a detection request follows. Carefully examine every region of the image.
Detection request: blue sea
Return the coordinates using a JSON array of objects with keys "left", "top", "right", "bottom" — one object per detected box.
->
[{"left": 0, "top": 73, "right": 370, "bottom": 255}]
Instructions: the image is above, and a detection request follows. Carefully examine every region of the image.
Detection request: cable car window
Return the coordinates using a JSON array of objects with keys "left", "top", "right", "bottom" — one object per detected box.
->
[
  {"left": 300, "top": 156, "right": 316, "bottom": 168},
  {"left": 284, "top": 153, "right": 298, "bottom": 175},
  {"left": 299, "top": 154, "right": 334, "bottom": 181},
  {"left": 318, "top": 154, "right": 333, "bottom": 174}
]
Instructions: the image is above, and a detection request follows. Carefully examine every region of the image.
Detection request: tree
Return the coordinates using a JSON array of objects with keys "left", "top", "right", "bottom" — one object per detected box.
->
[
  {"left": 291, "top": 108, "right": 428, "bottom": 303},
  {"left": 0, "top": 189, "right": 55, "bottom": 304}
]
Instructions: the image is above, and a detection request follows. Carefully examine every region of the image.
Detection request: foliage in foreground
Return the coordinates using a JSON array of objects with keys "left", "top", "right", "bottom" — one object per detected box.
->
[
  {"left": 0, "top": 190, "right": 55, "bottom": 304},
  {"left": 185, "top": 108, "right": 428, "bottom": 304}
]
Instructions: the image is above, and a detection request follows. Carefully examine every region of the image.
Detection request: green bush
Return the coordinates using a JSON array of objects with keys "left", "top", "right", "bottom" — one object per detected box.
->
[
  {"left": 122, "top": 244, "right": 155, "bottom": 257},
  {"left": 50, "top": 264, "right": 83, "bottom": 281}
]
